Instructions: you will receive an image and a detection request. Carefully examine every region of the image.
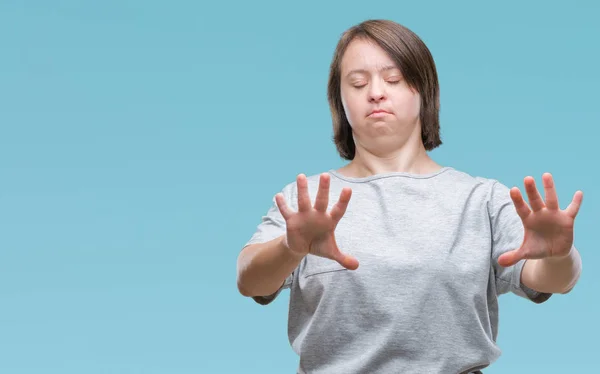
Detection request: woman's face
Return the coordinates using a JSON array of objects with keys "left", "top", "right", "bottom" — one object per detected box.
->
[{"left": 340, "top": 38, "right": 422, "bottom": 153}]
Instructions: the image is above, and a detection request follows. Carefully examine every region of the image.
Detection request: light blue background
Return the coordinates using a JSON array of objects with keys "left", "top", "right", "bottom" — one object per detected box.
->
[{"left": 1, "top": 1, "right": 598, "bottom": 372}]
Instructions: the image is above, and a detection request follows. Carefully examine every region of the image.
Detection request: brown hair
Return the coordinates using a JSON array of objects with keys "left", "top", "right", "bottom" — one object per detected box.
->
[{"left": 327, "top": 19, "right": 442, "bottom": 160}]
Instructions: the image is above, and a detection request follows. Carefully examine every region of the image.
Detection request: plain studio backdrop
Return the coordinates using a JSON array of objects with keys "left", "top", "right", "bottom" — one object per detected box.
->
[{"left": 1, "top": 1, "right": 598, "bottom": 373}]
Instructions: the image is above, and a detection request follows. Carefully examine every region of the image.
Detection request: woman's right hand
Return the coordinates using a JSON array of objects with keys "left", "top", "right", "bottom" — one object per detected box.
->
[{"left": 275, "top": 173, "right": 359, "bottom": 270}]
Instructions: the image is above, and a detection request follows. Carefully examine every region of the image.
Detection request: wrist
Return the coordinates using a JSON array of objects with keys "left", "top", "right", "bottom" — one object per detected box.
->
[
  {"left": 543, "top": 245, "right": 575, "bottom": 264},
  {"left": 279, "top": 235, "right": 306, "bottom": 261}
]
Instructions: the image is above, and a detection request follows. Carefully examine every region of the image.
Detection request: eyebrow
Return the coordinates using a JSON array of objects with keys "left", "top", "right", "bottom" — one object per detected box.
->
[{"left": 345, "top": 65, "right": 400, "bottom": 78}]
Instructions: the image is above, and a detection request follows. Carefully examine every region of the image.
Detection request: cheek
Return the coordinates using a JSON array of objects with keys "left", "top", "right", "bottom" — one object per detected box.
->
[
  {"left": 410, "top": 93, "right": 421, "bottom": 116},
  {"left": 341, "top": 92, "right": 361, "bottom": 126},
  {"left": 393, "top": 89, "right": 421, "bottom": 118},
  {"left": 414, "top": 91, "right": 422, "bottom": 109}
]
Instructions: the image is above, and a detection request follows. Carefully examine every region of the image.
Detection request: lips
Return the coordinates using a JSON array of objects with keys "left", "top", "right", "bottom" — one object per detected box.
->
[{"left": 368, "top": 109, "right": 392, "bottom": 117}]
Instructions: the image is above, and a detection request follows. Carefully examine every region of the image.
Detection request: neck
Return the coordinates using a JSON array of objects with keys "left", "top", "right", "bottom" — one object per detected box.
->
[{"left": 339, "top": 137, "right": 441, "bottom": 178}]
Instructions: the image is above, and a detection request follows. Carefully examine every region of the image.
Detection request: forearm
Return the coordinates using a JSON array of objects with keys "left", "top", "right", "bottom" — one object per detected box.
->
[
  {"left": 236, "top": 235, "right": 305, "bottom": 297},
  {"left": 521, "top": 246, "right": 582, "bottom": 294}
]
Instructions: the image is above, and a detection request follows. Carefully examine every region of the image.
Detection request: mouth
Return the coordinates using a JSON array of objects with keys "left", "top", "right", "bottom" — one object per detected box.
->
[{"left": 368, "top": 109, "right": 391, "bottom": 117}]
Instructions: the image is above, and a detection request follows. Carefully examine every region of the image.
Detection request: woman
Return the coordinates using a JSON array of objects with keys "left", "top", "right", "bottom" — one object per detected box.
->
[{"left": 236, "top": 19, "right": 583, "bottom": 373}]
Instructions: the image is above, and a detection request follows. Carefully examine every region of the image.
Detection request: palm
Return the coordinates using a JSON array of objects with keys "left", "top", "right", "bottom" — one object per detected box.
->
[
  {"left": 285, "top": 212, "right": 337, "bottom": 256},
  {"left": 521, "top": 209, "right": 574, "bottom": 258},
  {"left": 275, "top": 173, "right": 359, "bottom": 270},
  {"left": 498, "top": 173, "right": 583, "bottom": 267}
]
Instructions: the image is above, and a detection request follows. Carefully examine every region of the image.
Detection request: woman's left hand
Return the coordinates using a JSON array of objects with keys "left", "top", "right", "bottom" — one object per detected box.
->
[{"left": 497, "top": 173, "right": 583, "bottom": 267}]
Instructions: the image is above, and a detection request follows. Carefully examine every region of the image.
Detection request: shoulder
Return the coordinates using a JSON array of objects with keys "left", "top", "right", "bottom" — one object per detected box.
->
[
  {"left": 442, "top": 167, "right": 501, "bottom": 191},
  {"left": 443, "top": 168, "right": 514, "bottom": 205},
  {"left": 444, "top": 167, "right": 491, "bottom": 184}
]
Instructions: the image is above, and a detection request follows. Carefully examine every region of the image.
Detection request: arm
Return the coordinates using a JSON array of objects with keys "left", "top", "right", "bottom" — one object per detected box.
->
[
  {"left": 236, "top": 235, "right": 304, "bottom": 298},
  {"left": 496, "top": 173, "right": 584, "bottom": 296},
  {"left": 238, "top": 173, "right": 357, "bottom": 300},
  {"left": 521, "top": 246, "right": 582, "bottom": 294}
]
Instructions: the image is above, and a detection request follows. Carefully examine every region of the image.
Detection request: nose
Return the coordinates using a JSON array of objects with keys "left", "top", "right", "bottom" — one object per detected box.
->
[{"left": 368, "top": 80, "right": 386, "bottom": 103}]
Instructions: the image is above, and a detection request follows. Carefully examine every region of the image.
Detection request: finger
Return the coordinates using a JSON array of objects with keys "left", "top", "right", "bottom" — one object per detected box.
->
[
  {"left": 524, "top": 176, "right": 545, "bottom": 212},
  {"left": 330, "top": 187, "right": 352, "bottom": 222},
  {"left": 509, "top": 187, "right": 531, "bottom": 220},
  {"left": 275, "top": 193, "right": 293, "bottom": 220},
  {"left": 497, "top": 248, "right": 525, "bottom": 267},
  {"left": 313, "top": 173, "right": 330, "bottom": 212},
  {"left": 565, "top": 190, "right": 583, "bottom": 218},
  {"left": 332, "top": 250, "right": 359, "bottom": 270},
  {"left": 542, "top": 173, "right": 559, "bottom": 210},
  {"left": 296, "top": 174, "right": 311, "bottom": 212}
]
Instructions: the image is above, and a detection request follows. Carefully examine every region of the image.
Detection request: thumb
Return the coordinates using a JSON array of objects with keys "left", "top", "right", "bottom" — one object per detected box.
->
[
  {"left": 497, "top": 248, "right": 524, "bottom": 267},
  {"left": 333, "top": 251, "right": 359, "bottom": 270}
]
